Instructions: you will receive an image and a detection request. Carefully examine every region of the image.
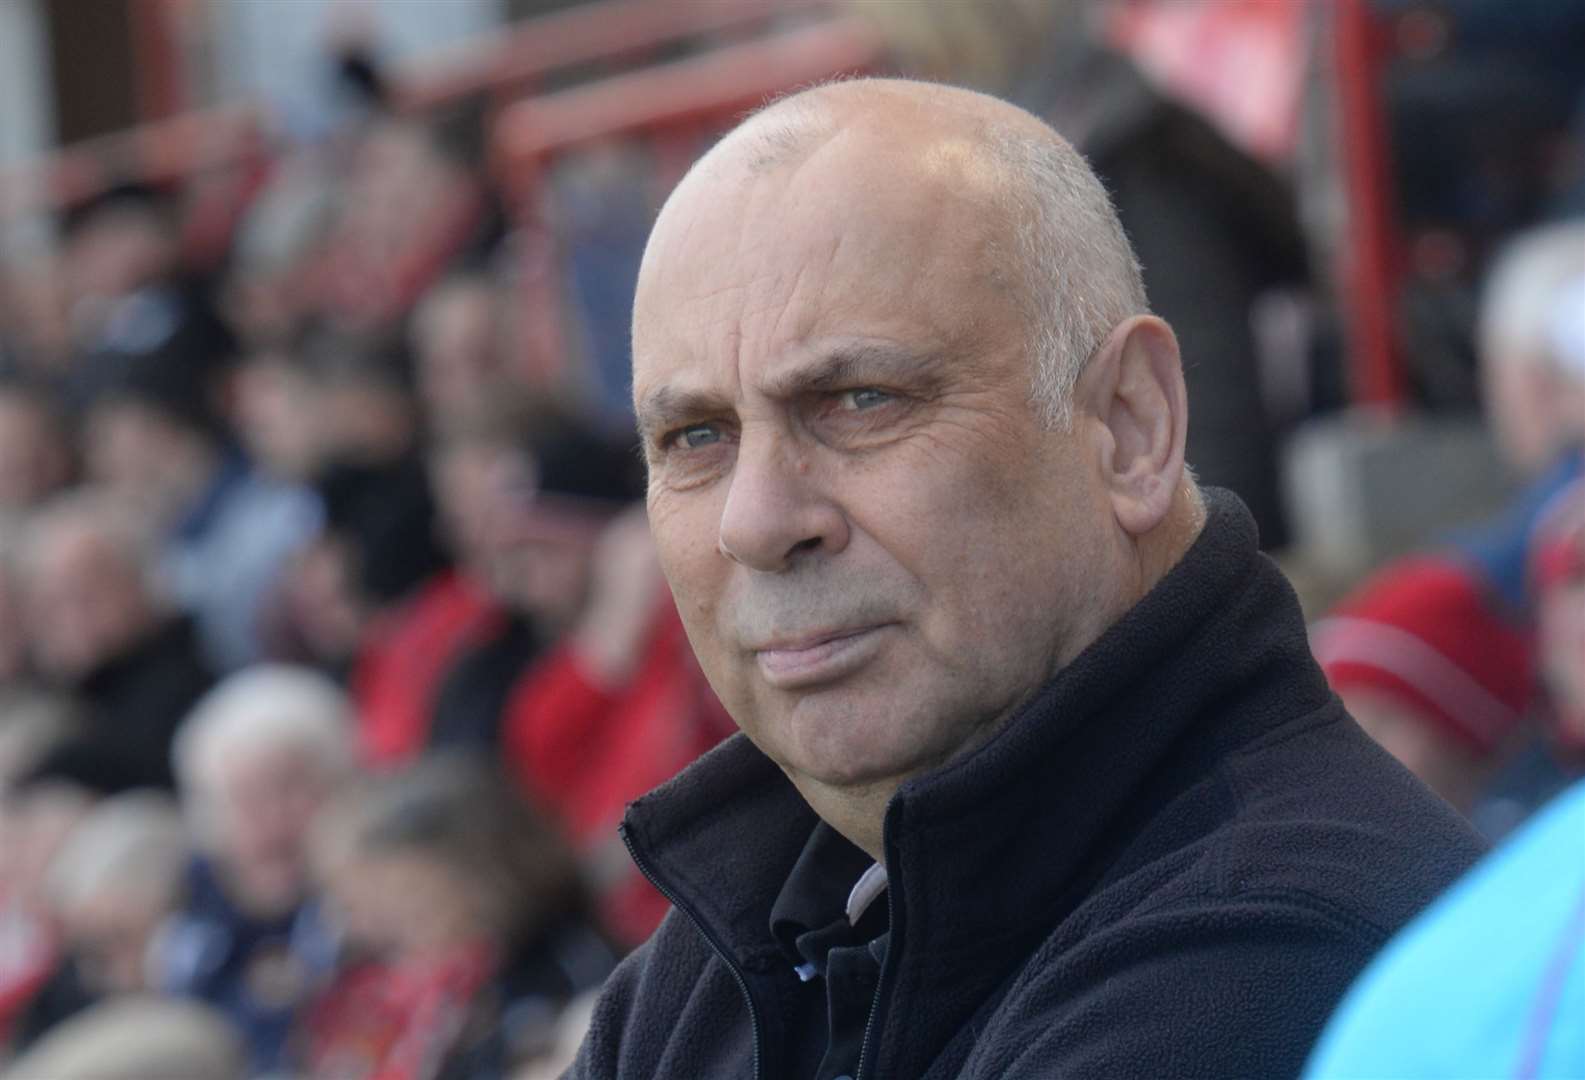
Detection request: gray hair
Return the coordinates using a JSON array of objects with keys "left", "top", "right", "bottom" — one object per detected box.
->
[
  {"left": 1480, "top": 221, "right": 1585, "bottom": 383},
  {"left": 172, "top": 664, "right": 356, "bottom": 844},
  {"left": 46, "top": 791, "right": 188, "bottom": 916},
  {"left": 0, "top": 997, "right": 244, "bottom": 1080},
  {"left": 986, "top": 127, "right": 1149, "bottom": 428}
]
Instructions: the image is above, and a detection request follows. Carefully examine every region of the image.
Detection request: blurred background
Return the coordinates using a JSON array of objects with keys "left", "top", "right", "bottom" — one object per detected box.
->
[{"left": 0, "top": 1, "right": 1581, "bottom": 1077}]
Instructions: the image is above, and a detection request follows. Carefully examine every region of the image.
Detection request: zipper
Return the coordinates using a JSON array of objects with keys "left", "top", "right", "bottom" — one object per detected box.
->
[
  {"left": 853, "top": 883, "right": 892, "bottom": 1080},
  {"left": 621, "top": 822, "right": 764, "bottom": 1080}
]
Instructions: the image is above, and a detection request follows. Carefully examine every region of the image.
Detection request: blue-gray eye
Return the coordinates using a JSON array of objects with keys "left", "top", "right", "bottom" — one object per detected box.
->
[
  {"left": 845, "top": 388, "right": 893, "bottom": 410},
  {"left": 677, "top": 424, "right": 720, "bottom": 449}
]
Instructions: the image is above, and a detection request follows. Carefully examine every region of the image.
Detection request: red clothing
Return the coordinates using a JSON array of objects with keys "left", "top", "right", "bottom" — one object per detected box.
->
[
  {"left": 502, "top": 602, "right": 733, "bottom": 945},
  {"left": 352, "top": 572, "right": 504, "bottom": 766},
  {"left": 302, "top": 945, "right": 493, "bottom": 1080},
  {"left": 0, "top": 899, "right": 55, "bottom": 1044}
]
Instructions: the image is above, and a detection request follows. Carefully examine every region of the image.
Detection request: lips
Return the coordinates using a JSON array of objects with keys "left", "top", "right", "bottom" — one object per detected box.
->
[{"left": 753, "top": 624, "right": 891, "bottom": 689}]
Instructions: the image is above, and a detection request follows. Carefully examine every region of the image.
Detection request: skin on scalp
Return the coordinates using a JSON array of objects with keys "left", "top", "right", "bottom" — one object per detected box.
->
[{"left": 633, "top": 79, "right": 1200, "bottom": 859}]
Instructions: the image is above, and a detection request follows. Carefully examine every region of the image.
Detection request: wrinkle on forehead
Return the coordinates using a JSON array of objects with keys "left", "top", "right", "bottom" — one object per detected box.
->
[{"left": 633, "top": 83, "right": 1034, "bottom": 408}]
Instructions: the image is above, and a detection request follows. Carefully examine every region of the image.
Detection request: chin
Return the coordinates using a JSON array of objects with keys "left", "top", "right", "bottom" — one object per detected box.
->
[{"left": 771, "top": 691, "right": 954, "bottom": 791}]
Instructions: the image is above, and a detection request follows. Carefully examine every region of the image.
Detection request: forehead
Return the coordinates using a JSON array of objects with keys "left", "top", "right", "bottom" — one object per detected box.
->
[{"left": 632, "top": 129, "right": 1021, "bottom": 401}]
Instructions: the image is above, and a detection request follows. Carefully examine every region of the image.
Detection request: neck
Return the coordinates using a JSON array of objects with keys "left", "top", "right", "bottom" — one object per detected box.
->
[{"left": 788, "top": 772, "right": 895, "bottom": 863}]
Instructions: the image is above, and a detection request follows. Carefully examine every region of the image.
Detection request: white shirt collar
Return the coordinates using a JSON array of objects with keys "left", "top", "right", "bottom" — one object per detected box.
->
[{"left": 844, "top": 863, "right": 889, "bottom": 925}]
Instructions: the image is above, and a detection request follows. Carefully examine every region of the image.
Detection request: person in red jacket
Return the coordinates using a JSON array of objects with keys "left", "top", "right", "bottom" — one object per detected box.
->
[{"left": 498, "top": 506, "right": 734, "bottom": 945}]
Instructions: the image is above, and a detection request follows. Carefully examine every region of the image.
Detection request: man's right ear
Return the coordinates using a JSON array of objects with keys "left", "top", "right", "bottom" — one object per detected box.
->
[{"left": 1073, "top": 315, "right": 1188, "bottom": 539}]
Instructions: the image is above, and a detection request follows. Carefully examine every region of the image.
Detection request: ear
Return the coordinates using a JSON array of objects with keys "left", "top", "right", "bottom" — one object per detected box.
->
[{"left": 1074, "top": 315, "right": 1188, "bottom": 537}]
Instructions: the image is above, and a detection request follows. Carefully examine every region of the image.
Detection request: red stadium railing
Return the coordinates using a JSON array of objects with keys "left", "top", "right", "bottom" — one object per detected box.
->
[
  {"left": 0, "top": 102, "right": 268, "bottom": 224},
  {"left": 1334, "top": 0, "right": 1409, "bottom": 410},
  {"left": 397, "top": 0, "right": 832, "bottom": 115},
  {"left": 0, "top": 0, "right": 836, "bottom": 228},
  {"left": 492, "top": 13, "right": 883, "bottom": 391}
]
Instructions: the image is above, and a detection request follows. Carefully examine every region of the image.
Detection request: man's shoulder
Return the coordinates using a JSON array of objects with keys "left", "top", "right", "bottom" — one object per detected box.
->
[
  {"left": 1212, "top": 701, "right": 1485, "bottom": 923},
  {"left": 933, "top": 698, "right": 1480, "bottom": 1077},
  {"left": 568, "top": 908, "right": 750, "bottom": 1079}
]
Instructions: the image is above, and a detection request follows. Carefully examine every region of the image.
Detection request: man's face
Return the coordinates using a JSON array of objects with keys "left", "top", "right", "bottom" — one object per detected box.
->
[
  {"left": 633, "top": 132, "right": 1123, "bottom": 794},
  {"left": 208, "top": 743, "right": 332, "bottom": 917},
  {"left": 0, "top": 394, "right": 69, "bottom": 511},
  {"left": 25, "top": 524, "right": 154, "bottom": 682}
]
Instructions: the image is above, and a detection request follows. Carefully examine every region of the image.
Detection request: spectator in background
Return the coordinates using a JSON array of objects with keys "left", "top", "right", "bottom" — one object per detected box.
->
[
  {"left": 57, "top": 184, "right": 183, "bottom": 354},
  {"left": 1, "top": 997, "right": 244, "bottom": 1080},
  {"left": 15, "top": 493, "right": 213, "bottom": 794},
  {"left": 319, "top": 116, "right": 500, "bottom": 334},
  {"left": 427, "top": 404, "right": 645, "bottom": 753},
  {"left": 497, "top": 500, "right": 733, "bottom": 947},
  {"left": 1531, "top": 481, "right": 1585, "bottom": 757},
  {"left": 0, "top": 518, "right": 35, "bottom": 696},
  {"left": 410, "top": 271, "right": 513, "bottom": 432},
  {"left": 232, "top": 341, "right": 333, "bottom": 486},
  {"left": 1318, "top": 222, "right": 1585, "bottom": 833},
  {"left": 305, "top": 755, "right": 615, "bottom": 1080},
  {"left": 0, "top": 378, "right": 73, "bottom": 513},
  {"left": 853, "top": 0, "right": 1307, "bottom": 547},
  {"left": 1312, "top": 560, "right": 1533, "bottom": 811},
  {"left": 0, "top": 692, "right": 77, "bottom": 790},
  {"left": 0, "top": 254, "right": 72, "bottom": 383},
  {"left": 266, "top": 329, "right": 446, "bottom": 674},
  {"left": 1468, "top": 222, "right": 1585, "bottom": 584},
  {"left": 11, "top": 792, "right": 190, "bottom": 1048},
  {"left": 220, "top": 158, "right": 338, "bottom": 350},
  {"left": 156, "top": 665, "right": 353, "bottom": 1076},
  {"left": 80, "top": 308, "right": 320, "bottom": 673},
  {"left": 350, "top": 399, "right": 636, "bottom": 765},
  {"left": 0, "top": 780, "right": 93, "bottom": 1044}
]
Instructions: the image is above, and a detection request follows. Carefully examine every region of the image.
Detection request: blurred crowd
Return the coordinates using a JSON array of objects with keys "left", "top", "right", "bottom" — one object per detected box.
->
[
  {"left": 0, "top": 48, "right": 738, "bottom": 1080},
  {"left": 0, "top": 1, "right": 1579, "bottom": 1077}
]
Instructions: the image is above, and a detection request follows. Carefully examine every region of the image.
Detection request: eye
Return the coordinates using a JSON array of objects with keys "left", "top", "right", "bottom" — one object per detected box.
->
[
  {"left": 841, "top": 388, "right": 894, "bottom": 411},
  {"left": 667, "top": 423, "right": 722, "bottom": 451}
]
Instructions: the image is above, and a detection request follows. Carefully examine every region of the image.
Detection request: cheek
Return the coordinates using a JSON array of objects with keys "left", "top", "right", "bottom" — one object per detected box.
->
[{"left": 648, "top": 490, "right": 723, "bottom": 619}]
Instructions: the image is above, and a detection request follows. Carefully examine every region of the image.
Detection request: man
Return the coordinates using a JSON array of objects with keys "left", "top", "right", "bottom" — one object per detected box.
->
[
  {"left": 81, "top": 304, "right": 320, "bottom": 673},
  {"left": 0, "top": 378, "right": 73, "bottom": 513},
  {"left": 1313, "top": 557, "right": 1533, "bottom": 812},
  {"left": 158, "top": 664, "right": 354, "bottom": 1075},
  {"left": 573, "top": 80, "right": 1482, "bottom": 1079},
  {"left": 17, "top": 493, "right": 214, "bottom": 794},
  {"left": 20, "top": 792, "right": 190, "bottom": 1039}
]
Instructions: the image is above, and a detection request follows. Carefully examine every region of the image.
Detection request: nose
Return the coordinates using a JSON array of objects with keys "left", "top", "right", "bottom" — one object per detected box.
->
[{"left": 717, "top": 435, "right": 848, "bottom": 572}]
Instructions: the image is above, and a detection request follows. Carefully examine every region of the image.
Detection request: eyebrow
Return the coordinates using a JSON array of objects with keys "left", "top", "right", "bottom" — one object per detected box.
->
[
  {"left": 635, "top": 340, "right": 948, "bottom": 438},
  {"left": 632, "top": 386, "right": 714, "bottom": 443},
  {"left": 763, "top": 340, "right": 946, "bottom": 398}
]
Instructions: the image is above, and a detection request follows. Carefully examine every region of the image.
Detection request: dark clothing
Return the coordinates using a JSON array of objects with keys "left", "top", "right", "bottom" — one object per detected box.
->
[
  {"left": 427, "top": 615, "right": 542, "bottom": 752},
  {"left": 302, "top": 916, "right": 617, "bottom": 1080},
  {"left": 1020, "top": 48, "right": 1308, "bottom": 547},
  {"left": 9, "top": 957, "right": 95, "bottom": 1055},
  {"left": 571, "top": 490, "right": 1484, "bottom": 1080},
  {"left": 770, "top": 828, "right": 889, "bottom": 1080},
  {"left": 154, "top": 857, "right": 337, "bottom": 1077},
  {"left": 26, "top": 617, "right": 214, "bottom": 793}
]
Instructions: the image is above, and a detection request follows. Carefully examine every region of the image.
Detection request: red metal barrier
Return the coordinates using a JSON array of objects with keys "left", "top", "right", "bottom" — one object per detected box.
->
[
  {"left": 493, "top": 14, "right": 883, "bottom": 390},
  {"left": 1334, "top": 0, "right": 1408, "bottom": 409},
  {"left": 496, "top": 15, "right": 880, "bottom": 192},
  {"left": 0, "top": 102, "right": 266, "bottom": 223},
  {"left": 398, "top": 0, "right": 831, "bottom": 115},
  {"left": 1, "top": 0, "right": 837, "bottom": 230}
]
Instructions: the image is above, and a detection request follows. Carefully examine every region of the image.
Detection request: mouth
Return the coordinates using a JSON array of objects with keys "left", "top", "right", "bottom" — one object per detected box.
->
[{"left": 753, "top": 625, "right": 892, "bottom": 689}]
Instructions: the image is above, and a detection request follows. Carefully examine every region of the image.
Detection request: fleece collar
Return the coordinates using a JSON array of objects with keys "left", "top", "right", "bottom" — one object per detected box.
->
[{"left": 622, "top": 488, "right": 1332, "bottom": 969}]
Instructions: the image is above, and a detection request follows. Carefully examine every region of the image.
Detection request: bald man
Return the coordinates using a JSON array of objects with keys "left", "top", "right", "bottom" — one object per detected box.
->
[{"left": 577, "top": 81, "right": 1481, "bottom": 1079}]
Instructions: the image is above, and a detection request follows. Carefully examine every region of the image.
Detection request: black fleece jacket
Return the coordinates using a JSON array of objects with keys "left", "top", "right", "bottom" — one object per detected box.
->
[{"left": 570, "top": 491, "right": 1484, "bottom": 1079}]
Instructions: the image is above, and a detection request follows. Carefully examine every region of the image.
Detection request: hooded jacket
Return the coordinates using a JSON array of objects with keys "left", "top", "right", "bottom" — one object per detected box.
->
[{"left": 571, "top": 491, "right": 1484, "bottom": 1079}]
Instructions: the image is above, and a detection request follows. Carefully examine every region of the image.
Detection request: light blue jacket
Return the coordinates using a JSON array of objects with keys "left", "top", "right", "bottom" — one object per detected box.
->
[{"left": 1305, "top": 780, "right": 1585, "bottom": 1079}]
